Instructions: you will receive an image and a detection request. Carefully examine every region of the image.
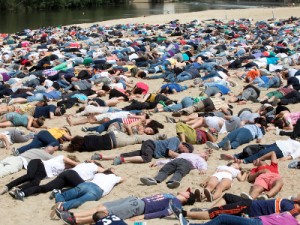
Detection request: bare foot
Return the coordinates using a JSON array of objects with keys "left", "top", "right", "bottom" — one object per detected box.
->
[
  {"left": 220, "top": 153, "right": 234, "bottom": 160},
  {"left": 66, "top": 116, "right": 73, "bottom": 126}
]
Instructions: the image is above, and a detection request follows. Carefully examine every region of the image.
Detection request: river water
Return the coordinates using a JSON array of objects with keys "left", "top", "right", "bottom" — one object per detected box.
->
[{"left": 0, "top": 1, "right": 276, "bottom": 33}]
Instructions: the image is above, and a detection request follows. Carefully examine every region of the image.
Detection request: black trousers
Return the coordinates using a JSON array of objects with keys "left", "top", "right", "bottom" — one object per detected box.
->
[
  {"left": 121, "top": 140, "right": 155, "bottom": 163},
  {"left": 6, "top": 159, "right": 46, "bottom": 196},
  {"left": 208, "top": 193, "right": 252, "bottom": 219},
  {"left": 280, "top": 91, "right": 300, "bottom": 105},
  {"left": 25, "top": 170, "right": 85, "bottom": 196},
  {"left": 279, "top": 118, "right": 300, "bottom": 139}
]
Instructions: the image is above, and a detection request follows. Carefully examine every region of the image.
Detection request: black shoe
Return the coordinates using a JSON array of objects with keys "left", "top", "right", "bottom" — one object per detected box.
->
[{"left": 14, "top": 189, "right": 25, "bottom": 201}]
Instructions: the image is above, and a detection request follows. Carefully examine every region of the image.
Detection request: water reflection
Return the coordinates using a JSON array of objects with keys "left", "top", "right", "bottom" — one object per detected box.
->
[{"left": 0, "top": 1, "right": 269, "bottom": 33}]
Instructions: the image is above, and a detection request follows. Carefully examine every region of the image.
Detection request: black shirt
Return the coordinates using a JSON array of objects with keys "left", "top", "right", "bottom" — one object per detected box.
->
[{"left": 83, "top": 134, "right": 112, "bottom": 152}]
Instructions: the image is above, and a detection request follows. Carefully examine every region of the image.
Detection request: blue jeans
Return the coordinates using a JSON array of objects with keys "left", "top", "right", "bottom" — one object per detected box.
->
[
  {"left": 201, "top": 71, "right": 219, "bottom": 81},
  {"left": 190, "top": 214, "right": 262, "bottom": 225},
  {"left": 243, "top": 143, "right": 283, "bottom": 164},
  {"left": 163, "top": 97, "right": 194, "bottom": 112},
  {"left": 263, "top": 76, "right": 280, "bottom": 89},
  {"left": 218, "top": 128, "right": 253, "bottom": 149},
  {"left": 18, "top": 130, "right": 59, "bottom": 154},
  {"left": 55, "top": 182, "right": 103, "bottom": 210},
  {"left": 175, "top": 71, "right": 192, "bottom": 83},
  {"left": 87, "top": 118, "right": 122, "bottom": 134}
]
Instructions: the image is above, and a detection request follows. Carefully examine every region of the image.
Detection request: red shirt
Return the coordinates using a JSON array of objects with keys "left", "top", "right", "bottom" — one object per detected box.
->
[{"left": 250, "top": 162, "right": 279, "bottom": 174}]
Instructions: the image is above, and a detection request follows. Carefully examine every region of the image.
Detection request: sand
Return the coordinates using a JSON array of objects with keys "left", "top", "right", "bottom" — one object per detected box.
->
[{"left": 1, "top": 6, "right": 300, "bottom": 225}]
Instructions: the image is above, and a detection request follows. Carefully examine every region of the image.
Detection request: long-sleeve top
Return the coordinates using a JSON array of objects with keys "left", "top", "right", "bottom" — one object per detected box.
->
[{"left": 155, "top": 153, "right": 207, "bottom": 171}]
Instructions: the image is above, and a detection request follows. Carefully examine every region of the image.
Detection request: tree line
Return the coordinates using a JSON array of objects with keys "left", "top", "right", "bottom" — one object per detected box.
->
[{"left": 0, "top": 0, "right": 129, "bottom": 10}]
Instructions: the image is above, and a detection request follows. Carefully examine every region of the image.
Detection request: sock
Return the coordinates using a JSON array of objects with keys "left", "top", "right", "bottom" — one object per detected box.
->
[
  {"left": 120, "top": 157, "right": 125, "bottom": 163},
  {"left": 98, "top": 153, "right": 103, "bottom": 160},
  {"left": 182, "top": 210, "right": 187, "bottom": 217}
]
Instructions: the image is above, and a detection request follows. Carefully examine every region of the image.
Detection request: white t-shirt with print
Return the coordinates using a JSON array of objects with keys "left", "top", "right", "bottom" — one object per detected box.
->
[{"left": 42, "top": 155, "right": 65, "bottom": 178}]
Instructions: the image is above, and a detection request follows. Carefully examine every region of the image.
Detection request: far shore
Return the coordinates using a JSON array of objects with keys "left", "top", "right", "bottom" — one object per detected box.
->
[{"left": 73, "top": 6, "right": 300, "bottom": 29}]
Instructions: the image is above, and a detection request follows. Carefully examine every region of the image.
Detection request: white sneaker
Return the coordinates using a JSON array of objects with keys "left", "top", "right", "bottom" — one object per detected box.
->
[
  {"left": 257, "top": 194, "right": 269, "bottom": 200},
  {"left": 206, "top": 141, "right": 220, "bottom": 150}
]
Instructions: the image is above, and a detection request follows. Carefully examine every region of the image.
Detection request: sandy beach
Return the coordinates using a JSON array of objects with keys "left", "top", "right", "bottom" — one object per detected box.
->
[{"left": 1, "top": 6, "right": 300, "bottom": 225}]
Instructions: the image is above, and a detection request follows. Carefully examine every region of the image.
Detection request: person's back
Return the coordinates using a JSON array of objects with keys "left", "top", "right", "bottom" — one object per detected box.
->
[
  {"left": 142, "top": 193, "right": 181, "bottom": 219},
  {"left": 153, "top": 137, "right": 180, "bottom": 158},
  {"left": 259, "top": 212, "right": 300, "bottom": 225},
  {"left": 250, "top": 198, "right": 299, "bottom": 217}
]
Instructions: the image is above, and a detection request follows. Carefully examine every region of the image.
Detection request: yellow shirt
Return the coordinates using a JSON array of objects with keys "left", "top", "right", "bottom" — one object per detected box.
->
[{"left": 48, "top": 128, "right": 66, "bottom": 139}]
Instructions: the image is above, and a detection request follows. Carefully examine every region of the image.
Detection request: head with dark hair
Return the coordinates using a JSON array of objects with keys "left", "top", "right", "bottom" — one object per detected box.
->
[
  {"left": 103, "top": 168, "right": 115, "bottom": 175},
  {"left": 273, "top": 117, "right": 284, "bottom": 129},
  {"left": 275, "top": 105, "right": 290, "bottom": 115},
  {"left": 160, "top": 87, "right": 169, "bottom": 94},
  {"left": 136, "top": 71, "right": 146, "bottom": 78},
  {"left": 102, "top": 85, "right": 111, "bottom": 92},
  {"left": 76, "top": 106, "right": 86, "bottom": 114},
  {"left": 147, "top": 120, "right": 164, "bottom": 129},
  {"left": 133, "top": 87, "right": 144, "bottom": 94},
  {"left": 66, "top": 136, "right": 84, "bottom": 152},
  {"left": 254, "top": 117, "right": 267, "bottom": 127},
  {"left": 142, "top": 120, "right": 163, "bottom": 135},
  {"left": 33, "top": 117, "right": 46, "bottom": 128}
]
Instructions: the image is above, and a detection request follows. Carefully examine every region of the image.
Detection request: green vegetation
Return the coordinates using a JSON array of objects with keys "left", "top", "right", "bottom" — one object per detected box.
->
[{"left": 0, "top": 0, "right": 129, "bottom": 10}]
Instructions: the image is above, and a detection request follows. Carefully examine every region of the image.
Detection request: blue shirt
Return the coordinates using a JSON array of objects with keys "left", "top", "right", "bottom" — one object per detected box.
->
[
  {"left": 154, "top": 137, "right": 180, "bottom": 158},
  {"left": 161, "top": 83, "right": 187, "bottom": 93},
  {"left": 214, "top": 84, "right": 230, "bottom": 94},
  {"left": 33, "top": 105, "right": 56, "bottom": 118},
  {"left": 243, "top": 124, "right": 264, "bottom": 139},
  {"left": 250, "top": 199, "right": 299, "bottom": 217},
  {"left": 43, "top": 90, "right": 61, "bottom": 100}
]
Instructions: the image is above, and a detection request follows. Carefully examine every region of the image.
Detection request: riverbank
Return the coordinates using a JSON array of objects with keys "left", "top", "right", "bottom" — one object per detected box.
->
[
  {"left": 1, "top": 6, "right": 300, "bottom": 225},
  {"left": 78, "top": 6, "right": 300, "bottom": 28}
]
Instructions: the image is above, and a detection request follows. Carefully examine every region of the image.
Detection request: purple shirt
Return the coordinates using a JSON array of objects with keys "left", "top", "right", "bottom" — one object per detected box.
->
[
  {"left": 142, "top": 194, "right": 182, "bottom": 220},
  {"left": 259, "top": 212, "right": 300, "bottom": 225}
]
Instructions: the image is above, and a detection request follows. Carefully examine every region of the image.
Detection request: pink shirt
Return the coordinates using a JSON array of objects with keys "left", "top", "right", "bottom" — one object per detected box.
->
[
  {"left": 259, "top": 213, "right": 300, "bottom": 225},
  {"left": 284, "top": 112, "right": 300, "bottom": 125},
  {"left": 135, "top": 82, "right": 149, "bottom": 94}
]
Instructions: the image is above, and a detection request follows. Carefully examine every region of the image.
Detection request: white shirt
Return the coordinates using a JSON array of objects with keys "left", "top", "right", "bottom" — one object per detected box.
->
[
  {"left": 72, "top": 163, "right": 98, "bottom": 181},
  {"left": 216, "top": 165, "right": 241, "bottom": 178},
  {"left": 276, "top": 139, "right": 300, "bottom": 159},
  {"left": 43, "top": 155, "right": 65, "bottom": 178},
  {"left": 91, "top": 173, "right": 121, "bottom": 196}
]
